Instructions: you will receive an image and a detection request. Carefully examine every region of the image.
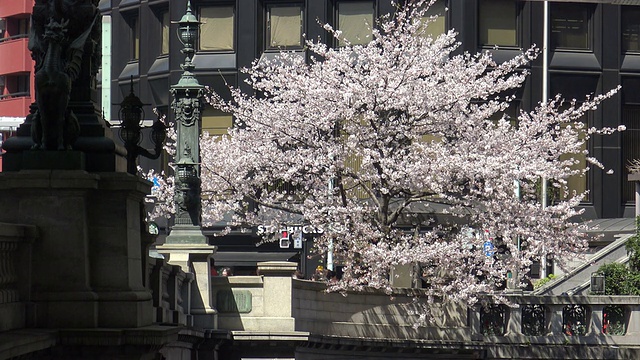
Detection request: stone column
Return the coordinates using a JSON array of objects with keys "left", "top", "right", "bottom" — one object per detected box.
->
[
  {"left": 157, "top": 245, "right": 217, "bottom": 328},
  {"left": 589, "top": 304, "right": 604, "bottom": 336},
  {"left": 549, "top": 305, "right": 565, "bottom": 335},
  {"left": 626, "top": 304, "right": 640, "bottom": 335},
  {"left": 506, "top": 305, "right": 522, "bottom": 335},
  {"left": 257, "top": 261, "right": 297, "bottom": 331}
]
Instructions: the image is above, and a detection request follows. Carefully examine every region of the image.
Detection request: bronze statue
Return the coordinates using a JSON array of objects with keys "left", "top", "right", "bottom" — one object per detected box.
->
[{"left": 28, "top": 0, "right": 98, "bottom": 150}]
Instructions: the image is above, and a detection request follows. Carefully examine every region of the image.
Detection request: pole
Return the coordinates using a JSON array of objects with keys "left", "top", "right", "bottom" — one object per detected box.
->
[{"left": 540, "top": 0, "right": 549, "bottom": 279}]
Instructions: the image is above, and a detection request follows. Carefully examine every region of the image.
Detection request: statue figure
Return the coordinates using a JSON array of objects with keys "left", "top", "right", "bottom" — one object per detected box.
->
[{"left": 28, "top": 0, "right": 98, "bottom": 150}]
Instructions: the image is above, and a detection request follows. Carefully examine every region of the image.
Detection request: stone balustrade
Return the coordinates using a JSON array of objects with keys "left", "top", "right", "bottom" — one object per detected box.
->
[
  {"left": 148, "top": 256, "right": 194, "bottom": 326},
  {"left": 478, "top": 295, "right": 640, "bottom": 340},
  {"left": 0, "top": 222, "right": 37, "bottom": 332}
]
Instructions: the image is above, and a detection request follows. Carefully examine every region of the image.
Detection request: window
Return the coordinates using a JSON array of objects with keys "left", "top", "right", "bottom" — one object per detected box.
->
[
  {"left": 337, "top": 1, "right": 374, "bottom": 46},
  {"left": 479, "top": 0, "right": 518, "bottom": 47},
  {"left": 622, "top": 7, "right": 640, "bottom": 52},
  {"left": 128, "top": 15, "right": 140, "bottom": 60},
  {"left": 550, "top": 75, "right": 598, "bottom": 202},
  {"left": 266, "top": 5, "right": 303, "bottom": 49},
  {"left": 0, "top": 74, "right": 30, "bottom": 98},
  {"left": 558, "top": 112, "right": 590, "bottom": 201},
  {"left": 161, "top": 10, "right": 170, "bottom": 55},
  {"left": 199, "top": 6, "right": 235, "bottom": 51},
  {"left": 551, "top": 3, "right": 592, "bottom": 50},
  {"left": 421, "top": 0, "right": 446, "bottom": 38},
  {"left": 622, "top": 106, "right": 640, "bottom": 203},
  {"left": 202, "top": 108, "right": 233, "bottom": 136},
  {"left": 18, "top": 18, "right": 29, "bottom": 36}
]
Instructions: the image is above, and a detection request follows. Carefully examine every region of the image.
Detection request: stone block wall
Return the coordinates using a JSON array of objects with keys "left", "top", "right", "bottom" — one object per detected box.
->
[
  {"left": 209, "top": 261, "right": 298, "bottom": 332},
  {"left": 292, "top": 280, "right": 470, "bottom": 341},
  {"left": 0, "top": 222, "right": 37, "bottom": 332}
]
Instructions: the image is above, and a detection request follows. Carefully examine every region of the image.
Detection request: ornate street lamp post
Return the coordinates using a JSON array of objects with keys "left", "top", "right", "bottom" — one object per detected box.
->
[
  {"left": 166, "top": 0, "right": 207, "bottom": 243},
  {"left": 158, "top": 1, "right": 216, "bottom": 322},
  {"left": 118, "top": 80, "right": 167, "bottom": 175}
]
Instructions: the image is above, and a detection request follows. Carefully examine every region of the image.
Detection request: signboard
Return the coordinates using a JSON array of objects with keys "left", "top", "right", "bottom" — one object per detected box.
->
[{"left": 483, "top": 241, "right": 495, "bottom": 257}]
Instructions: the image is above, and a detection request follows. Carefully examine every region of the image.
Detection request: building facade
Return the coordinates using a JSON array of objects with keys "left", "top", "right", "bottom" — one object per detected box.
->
[
  {"left": 0, "top": 0, "right": 35, "bottom": 171},
  {"left": 97, "top": 0, "right": 640, "bottom": 278}
]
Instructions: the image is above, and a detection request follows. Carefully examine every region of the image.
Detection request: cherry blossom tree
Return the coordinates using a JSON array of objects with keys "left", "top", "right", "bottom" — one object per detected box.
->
[{"left": 153, "top": 0, "right": 622, "bottom": 313}]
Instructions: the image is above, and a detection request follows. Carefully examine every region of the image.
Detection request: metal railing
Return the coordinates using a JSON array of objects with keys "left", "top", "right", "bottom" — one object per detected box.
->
[
  {"left": 0, "top": 34, "right": 28, "bottom": 43},
  {"left": 0, "top": 92, "right": 29, "bottom": 100}
]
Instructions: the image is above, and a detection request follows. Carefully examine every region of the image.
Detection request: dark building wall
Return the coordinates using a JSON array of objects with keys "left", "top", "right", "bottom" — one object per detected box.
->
[{"left": 100, "top": 0, "right": 640, "bottom": 220}]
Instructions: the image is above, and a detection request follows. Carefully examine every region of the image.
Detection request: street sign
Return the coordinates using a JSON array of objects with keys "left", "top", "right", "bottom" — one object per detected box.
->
[
  {"left": 483, "top": 241, "right": 495, "bottom": 257},
  {"left": 294, "top": 232, "right": 303, "bottom": 249}
]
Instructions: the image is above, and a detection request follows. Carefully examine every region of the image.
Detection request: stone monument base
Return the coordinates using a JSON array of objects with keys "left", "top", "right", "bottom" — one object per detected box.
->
[
  {"left": 157, "top": 243, "right": 218, "bottom": 329},
  {"left": 0, "top": 170, "right": 154, "bottom": 328}
]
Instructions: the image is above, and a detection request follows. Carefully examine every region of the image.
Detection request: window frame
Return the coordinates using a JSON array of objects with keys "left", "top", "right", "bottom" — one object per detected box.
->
[
  {"left": 550, "top": 2, "right": 594, "bottom": 51},
  {"left": 160, "top": 9, "right": 170, "bottom": 55},
  {"left": 335, "top": 0, "right": 376, "bottom": 47},
  {"left": 421, "top": 0, "right": 448, "bottom": 39},
  {"left": 622, "top": 105, "right": 640, "bottom": 203},
  {"left": 124, "top": 14, "right": 141, "bottom": 61},
  {"left": 198, "top": 4, "right": 236, "bottom": 53},
  {"left": 265, "top": 3, "right": 304, "bottom": 51},
  {"left": 477, "top": 0, "right": 522, "bottom": 49},
  {"left": 622, "top": 6, "right": 640, "bottom": 53}
]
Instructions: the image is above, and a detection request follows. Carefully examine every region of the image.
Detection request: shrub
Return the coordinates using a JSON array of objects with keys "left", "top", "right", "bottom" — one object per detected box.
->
[
  {"left": 533, "top": 274, "right": 556, "bottom": 290},
  {"left": 597, "top": 263, "right": 632, "bottom": 295}
]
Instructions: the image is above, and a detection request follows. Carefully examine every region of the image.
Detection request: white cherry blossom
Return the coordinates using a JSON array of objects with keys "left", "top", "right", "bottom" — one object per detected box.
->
[{"left": 151, "top": 0, "right": 621, "bottom": 312}]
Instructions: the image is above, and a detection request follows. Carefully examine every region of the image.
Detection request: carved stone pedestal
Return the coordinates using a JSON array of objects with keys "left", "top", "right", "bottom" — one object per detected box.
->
[
  {"left": 157, "top": 242, "right": 217, "bottom": 328},
  {"left": 0, "top": 170, "right": 153, "bottom": 328}
]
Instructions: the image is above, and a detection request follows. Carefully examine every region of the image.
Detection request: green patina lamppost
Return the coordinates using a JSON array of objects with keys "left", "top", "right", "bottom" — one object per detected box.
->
[
  {"left": 166, "top": 0, "right": 207, "bottom": 243},
  {"left": 158, "top": 1, "right": 216, "bottom": 320}
]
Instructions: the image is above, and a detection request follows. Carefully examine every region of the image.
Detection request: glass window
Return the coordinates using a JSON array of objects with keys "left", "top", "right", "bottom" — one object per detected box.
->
[
  {"left": 551, "top": 3, "right": 592, "bottom": 50},
  {"left": 622, "top": 105, "right": 640, "bottom": 202},
  {"left": 267, "top": 5, "right": 303, "bottom": 49},
  {"left": 200, "top": 6, "right": 235, "bottom": 51},
  {"left": 3, "top": 73, "right": 30, "bottom": 97},
  {"left": 18, "top": 18, "right": 29, "bottom": 36},
  {"left": 550, "top": 75, "right": 598, "bottom": 203},
  {"left": 202, "top": 108, "right": 233, "bottom": 136},
  {"left": 421, "top": 0, "right": 446, "bottom": 38},
  {"left": 622, "top": 7, "right": 640, "bottom": 53},
  {"left": 479, "top": 0, "right": 517, "bottom": 47},
  {"left": 559, "top": 117, "right": 588, "bottom": 201},
  {"left": 337, "top": 1, "right": 374, "bottom": 46},
  {"left": 129, "top": 16, "right": 140, "bottom": 60},
  {"left": 161, "top": 11, "right": 170, "bottom": 55}
]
